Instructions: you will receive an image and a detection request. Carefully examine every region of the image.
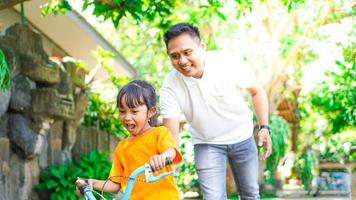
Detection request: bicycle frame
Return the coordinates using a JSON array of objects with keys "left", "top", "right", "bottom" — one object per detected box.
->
[{"left": 79, "top": 163, "right": 175, "bottom": 200}]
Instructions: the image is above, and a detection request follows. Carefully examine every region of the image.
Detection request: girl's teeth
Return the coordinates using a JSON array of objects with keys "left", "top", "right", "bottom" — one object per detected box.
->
[{"left": 128, "top": 124, "right": 135, "bottom": 130}]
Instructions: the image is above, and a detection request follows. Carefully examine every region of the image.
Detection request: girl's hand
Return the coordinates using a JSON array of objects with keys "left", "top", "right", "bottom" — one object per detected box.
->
[
  {"left": 75, "top": 178, "right": 93, "bottom": 196},
  {"left": 149, "top": 154, "right": 171, "bottom": 172}
]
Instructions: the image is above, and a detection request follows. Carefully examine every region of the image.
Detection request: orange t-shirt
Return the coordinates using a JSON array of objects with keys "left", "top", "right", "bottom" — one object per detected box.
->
[{"left": 109, "top": 126, "right": 182, "bottom": 200}]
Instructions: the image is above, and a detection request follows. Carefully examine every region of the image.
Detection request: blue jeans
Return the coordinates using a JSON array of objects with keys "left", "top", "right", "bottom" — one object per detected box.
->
[{"left": 194, "top": 137, "right": 259, "bottom": 200}]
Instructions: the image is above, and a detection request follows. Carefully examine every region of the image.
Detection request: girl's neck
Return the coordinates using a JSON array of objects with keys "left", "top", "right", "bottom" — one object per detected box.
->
[{"left": 130, "top": 124, "right": 152, "bottom": 138}]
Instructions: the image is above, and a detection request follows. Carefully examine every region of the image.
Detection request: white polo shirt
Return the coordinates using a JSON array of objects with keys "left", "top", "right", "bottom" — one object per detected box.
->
[{"left": 160, "top": 51, "right": 258, "bottom": 145}]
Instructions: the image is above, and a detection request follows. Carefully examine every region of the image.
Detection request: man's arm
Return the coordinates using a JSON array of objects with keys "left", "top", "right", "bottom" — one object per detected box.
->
[
  {"left": 246, "top": 84, "right": 272, "bottom": 160},
  {"left": 163, "top": 117, "right": 180, "bottom": 145}
]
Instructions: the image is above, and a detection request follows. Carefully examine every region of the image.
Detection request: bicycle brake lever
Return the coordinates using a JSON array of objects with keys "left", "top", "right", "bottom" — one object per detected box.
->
[
  {"left": 144, "top": 164, "right": 153, "bottom": 182},
  {"left": 144, "top": 164, "right": 176, "bottom": 183}
]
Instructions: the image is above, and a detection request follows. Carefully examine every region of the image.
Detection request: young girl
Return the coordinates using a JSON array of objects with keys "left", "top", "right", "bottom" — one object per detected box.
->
[{"left": 76, "top": 80, "right": 182, "bottom": 199}]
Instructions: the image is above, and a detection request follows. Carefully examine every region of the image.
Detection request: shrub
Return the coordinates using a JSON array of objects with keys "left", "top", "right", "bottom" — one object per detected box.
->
[{"left": 35, "top": 151, "right": 112, "bottom": 200}]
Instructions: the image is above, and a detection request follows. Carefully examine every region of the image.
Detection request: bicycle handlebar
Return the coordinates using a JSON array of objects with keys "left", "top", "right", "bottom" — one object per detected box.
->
[{"left": 78, "top": 159, "right": 174, "bottom": 200}]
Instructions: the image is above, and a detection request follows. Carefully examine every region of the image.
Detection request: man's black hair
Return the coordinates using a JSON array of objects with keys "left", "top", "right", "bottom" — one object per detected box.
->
[{"left": 163, "top": 23, "right": 201, "bottom": 47}]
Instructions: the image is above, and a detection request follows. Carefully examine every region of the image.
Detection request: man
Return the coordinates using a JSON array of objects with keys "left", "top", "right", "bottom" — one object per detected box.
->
[{"left": 160, "top": 23, "right": 272, "bottom": 200}]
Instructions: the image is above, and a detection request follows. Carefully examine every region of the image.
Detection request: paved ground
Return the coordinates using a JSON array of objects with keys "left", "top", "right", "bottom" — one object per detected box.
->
[
  {"left": 183, "top": 190, "right": 353, "bottom": 200},
  {"left": 184, "top": 196, "right": 351, "bottom": 200},
  {"left": 263, "top": 198, "right": 350, "bottom": 200},
  {"left": 185, "top": 197, "right": 351, "bottom": 200}
]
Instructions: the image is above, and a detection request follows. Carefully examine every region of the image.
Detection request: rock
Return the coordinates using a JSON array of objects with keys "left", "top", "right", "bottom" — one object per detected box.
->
[
  {"left": 5, "top": 24, "right": 48, "bottom": 62},
  {"left": 0, "top": 89, "right": 11, "bottom": 117},
  {"left": 22, "top": 58, "right": 61, "bottom": 84},
  {"left": 10, "top": 74, "right": 36, "bottom": 112},
  {"left": 62, "top": 58, "right": 87, "bottom": 89},
  {"left": 0, "top": 114, "right": 8, "bottom": 138},
  {"left": 4, "top": 24, "right": 60, "bottom": 85},
  {"left": 8, "top": 114, "right": 46, "bottom": 158},
  {"left": 31, "top": 88, "right": 75, "bottom": 120}
]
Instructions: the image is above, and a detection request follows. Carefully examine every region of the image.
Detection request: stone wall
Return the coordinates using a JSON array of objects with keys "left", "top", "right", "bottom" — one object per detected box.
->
[{"left": 0, "top": 23, "right": 90, "bottom": 200}]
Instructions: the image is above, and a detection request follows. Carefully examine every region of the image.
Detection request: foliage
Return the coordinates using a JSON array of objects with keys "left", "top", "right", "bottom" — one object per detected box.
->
[
  {"left": 81, "top": 47, "right": 130, "bottom": 138},
  {"left": 227, "top": 193, "right": 278, "bottom": 199},
  {"left": 40, "top": 0, "right": 309, "bottom": 27},
  {"left": 84, "top": 2, "right": 235, "bottom": 89},
  {"left": 95, "top": 18, "right": 171, "bottom": 90},
  {"left": 82, "top": 92, "right": 128, "bottom": 138},
  {"left": 35, "top": 151, "right": 112, "bottom": 200},
  {"left": 92, "top": 46, "right": 130, "bottom": 87},
  {"left": 39, "top": 0, "right": 312, "bottom": 90},
  {"left": 309, "top": 60, "right": 356, "bottom": 133},
  {"left": 58, "top": 0, "right": 329, "bottom": 93},
  {"left": 280, "top": 0, "right": 305, "bottom": 11},
  {"left": 41, "top": 0, "right": 72, "bottom": 16},
  {"left": 263, "top": 115, "right": 290, "bottom": 185},
  {"left": 301, "top": 44, "right": 356, "bottom": 134},
  {"left": 40, "top": 0, "right": 250, "bottom": 28},
  {"left": 0, "top": 48, "right": 11, "bottom": 91},
  {"left": 317, "top": 131, "right": 356, "bottom": 163},
  {"left": 295, "top": 147, "right": 317, "bottom": 191},
  {"left": 296, "top": 43, "right": 355, "bottom": 190},
  {"left": 175, "top": 129, "right": 199, "bottom": 193}
]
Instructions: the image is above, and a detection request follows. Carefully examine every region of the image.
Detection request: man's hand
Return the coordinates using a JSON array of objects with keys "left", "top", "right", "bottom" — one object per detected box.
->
[{"left": 257, "top": 128, "right": 272, "bottom": 160}]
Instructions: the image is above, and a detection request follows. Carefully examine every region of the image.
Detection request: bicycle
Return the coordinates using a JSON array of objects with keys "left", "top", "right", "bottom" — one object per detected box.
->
[{"left": 77, "top": 160, "right": 174, "bottom": 200}]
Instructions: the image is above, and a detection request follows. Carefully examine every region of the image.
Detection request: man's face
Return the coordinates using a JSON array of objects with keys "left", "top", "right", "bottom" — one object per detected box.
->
[{"left": 167, "top": 33, "right": 205, "bottom": 78}]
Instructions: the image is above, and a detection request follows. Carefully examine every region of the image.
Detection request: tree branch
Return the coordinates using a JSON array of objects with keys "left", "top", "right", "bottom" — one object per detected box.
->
[{"left": 267, "top": 4, "right": 338, "bottom": 110}]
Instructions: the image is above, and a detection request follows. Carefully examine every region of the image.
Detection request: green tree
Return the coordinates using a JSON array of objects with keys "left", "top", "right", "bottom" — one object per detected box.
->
[
  {"left": 264, "top": 115, "right": 290, "bottom": 185},
  {"left": 295, "top": 43, "right": 355, "bottom": 190},
  {"left": 302, "top": 43, "right": 355, "bottom": 134}
]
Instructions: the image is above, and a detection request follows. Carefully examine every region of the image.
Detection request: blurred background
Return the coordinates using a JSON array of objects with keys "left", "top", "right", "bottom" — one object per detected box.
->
[{"left": 0, "top": 0, "right": 354, "bottom": 199}]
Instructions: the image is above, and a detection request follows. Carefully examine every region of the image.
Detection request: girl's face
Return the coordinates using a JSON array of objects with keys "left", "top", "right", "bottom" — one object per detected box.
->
[{"left": 118, "top": 95, "right": 156, "bottom": 137}]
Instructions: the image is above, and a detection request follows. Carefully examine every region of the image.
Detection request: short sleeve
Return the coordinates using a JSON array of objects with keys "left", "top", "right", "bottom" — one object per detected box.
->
[
  {"left": 108, "top": 144, "right": 124, "bottom": 184},
  {"left": 159, "top": 82, "right": 181, "bottom": 118},
  {"left": 157, "top": 127, "right": 182, "bottom": 164}
]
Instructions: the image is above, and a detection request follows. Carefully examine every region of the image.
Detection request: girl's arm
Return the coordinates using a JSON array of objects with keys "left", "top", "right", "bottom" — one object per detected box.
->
[
  {"left": 149, "top": 147, "right": 176, "bottom": 172},
  {"left": 75, "top": 179, "right": 121, "bottom": 196},
  {"left": 90, "top": 179, "right": 121, "bottom": 193}
]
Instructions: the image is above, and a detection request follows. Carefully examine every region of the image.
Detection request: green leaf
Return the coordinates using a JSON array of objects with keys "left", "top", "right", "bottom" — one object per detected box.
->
[{"left": 0, "top": 48, "right": 11, "bottom": 91}]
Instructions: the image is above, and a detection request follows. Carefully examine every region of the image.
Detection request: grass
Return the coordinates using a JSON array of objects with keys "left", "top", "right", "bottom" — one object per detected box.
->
[{"left": 227, "top": 194, "right": 278, "bottom": 199}]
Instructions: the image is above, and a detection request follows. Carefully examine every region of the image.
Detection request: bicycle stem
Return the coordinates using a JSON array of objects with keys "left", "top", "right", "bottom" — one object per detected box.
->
[
  {"left": 121, "top": 165, "right": 146, "bottom": 200},
  {"left": 122, "top": 163, "right": 175, "bottom": 200}
]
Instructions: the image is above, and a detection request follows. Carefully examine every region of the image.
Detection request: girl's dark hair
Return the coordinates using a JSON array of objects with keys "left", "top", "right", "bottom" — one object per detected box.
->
[
  {"left": 163, "top": 23, "right": 201, "bottom": 47},
  {"left": 117, "top": 80, "right": 156, "bottom": 110}
]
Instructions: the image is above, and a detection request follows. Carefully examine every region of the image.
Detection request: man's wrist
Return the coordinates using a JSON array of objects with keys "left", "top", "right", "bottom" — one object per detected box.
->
[{"left": 259, "top": 124, "right": 271, "bottom": 135}]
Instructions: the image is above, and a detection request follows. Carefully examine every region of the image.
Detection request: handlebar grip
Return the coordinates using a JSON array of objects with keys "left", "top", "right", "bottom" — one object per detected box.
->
[
  {"left": 79, "top": 184, "right": 90, "bottom": 195},
  {"left": 79, "top": 185, "right": 96, "bottom": 200},
  {"left": 165, "top": 158, "right": 173, "bottom": 166}
]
